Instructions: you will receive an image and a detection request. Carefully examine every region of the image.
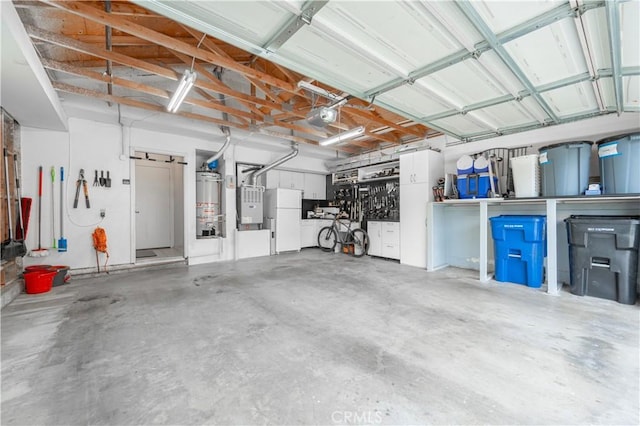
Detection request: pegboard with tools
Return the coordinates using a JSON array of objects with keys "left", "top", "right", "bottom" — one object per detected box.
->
[
  {"left": 332, "top": 184, "right": 359, "bottom": 221},
  {"left": 360, "top": 180, "right": 400, "bottom": 221}
]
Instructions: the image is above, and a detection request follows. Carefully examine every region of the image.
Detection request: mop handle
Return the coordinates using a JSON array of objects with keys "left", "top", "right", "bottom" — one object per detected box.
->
[
  {"left": 60, "top": 167, "right": 64, "bottom": 235},
  {"left": 13, "top": 154, "right": 25, "bottom": 237},
  {"left": 3, "top": 149, "right": 13, "bottom": 240},
  {"left": 51, "top": 166, "right": 56, "bottom": 246},
  {"left": 38, "top": 166, "right": 43, "bottom": 196},
  {"left": 38, "top": 166, "right": 43, "bottom": 249}
]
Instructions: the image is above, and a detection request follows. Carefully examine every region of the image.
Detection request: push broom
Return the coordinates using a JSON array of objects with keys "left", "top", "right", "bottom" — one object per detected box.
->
[{"left": 28, "top": 166, "right": 48, "bottom": 257}]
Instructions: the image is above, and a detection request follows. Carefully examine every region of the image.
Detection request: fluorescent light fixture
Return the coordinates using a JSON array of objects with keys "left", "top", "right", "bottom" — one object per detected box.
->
[
  {"left": 167, "top": 69, "right": 197, "bottom": 113},
  {"left": 297, "top": 80, "right": 342, "bottom": 101},
  {"left": 319, "top": 126, "right": 365, "bottom": 146}
]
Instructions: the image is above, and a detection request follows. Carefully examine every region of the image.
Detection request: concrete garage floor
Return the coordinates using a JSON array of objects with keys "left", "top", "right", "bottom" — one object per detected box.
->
[{"left": 2, "top": 250, "right": 638, "bottom": 425}]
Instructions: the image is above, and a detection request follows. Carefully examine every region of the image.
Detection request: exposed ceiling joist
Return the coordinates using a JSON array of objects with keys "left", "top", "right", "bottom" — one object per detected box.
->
[
  {"left": 41, "top": 0, "right": 299, "bottom": 94},
  {"left": 12, "top": 0, "right": 440, "bottom": 152}
]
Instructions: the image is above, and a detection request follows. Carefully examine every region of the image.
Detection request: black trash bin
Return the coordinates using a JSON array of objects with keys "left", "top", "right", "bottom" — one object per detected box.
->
[{"left": 565, "top": 215, "right": 640, "bottom": 305}]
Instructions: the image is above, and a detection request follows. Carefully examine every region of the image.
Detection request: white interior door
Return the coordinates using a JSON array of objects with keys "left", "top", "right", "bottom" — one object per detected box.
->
[{"left": 136, "top": 163, "right": 173, "bottom": 250}]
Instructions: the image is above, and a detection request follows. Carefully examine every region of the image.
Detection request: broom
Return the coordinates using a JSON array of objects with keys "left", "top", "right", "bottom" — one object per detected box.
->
[
  {"left": 1, "top": 148, "right": 27, "bottom": 259},
  {"left": 28, "top": 166, "right": 49, "bottom": 257}
]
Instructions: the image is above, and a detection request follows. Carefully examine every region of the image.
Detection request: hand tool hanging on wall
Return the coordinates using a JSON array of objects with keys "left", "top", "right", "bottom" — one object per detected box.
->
[
  {"left": 100, "top": 171, "right": 106, "bottom": 187},
  {"left": 58, "top": 167, "right": 67, "bottom": 252},
  {"left": 50, "top": 167, "right": 57, "bottom": 249},
  {"left": 73, "top": 169, "right": 90, "bottom": 208},
  {"left": 28, "top": 166, "right": 48, "bottom": 257},
  {"left": 106, "top": 171, "right": 111, "bottom": 188},
  {"left": 1, "top": 148, "right": 27, "bottom": 260},
  {"left": 93, "top": 170, "right": 99, "bottom": 187}
]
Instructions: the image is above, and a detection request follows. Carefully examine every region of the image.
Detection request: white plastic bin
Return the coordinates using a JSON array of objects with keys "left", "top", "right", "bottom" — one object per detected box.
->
[{"left": 510, "top": 154, "right": 540, "bottom": 198}]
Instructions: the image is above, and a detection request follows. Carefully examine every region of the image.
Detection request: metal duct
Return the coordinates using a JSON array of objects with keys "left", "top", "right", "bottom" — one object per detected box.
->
[
  {"left": 205, "top": 68, "right": 231, "bottom": 166},
  {"left": 206, "top": 134, "right": 231, "bottom": 165},
  {"left": 248, "top": 145, "right": 299, "bottom": 186}
]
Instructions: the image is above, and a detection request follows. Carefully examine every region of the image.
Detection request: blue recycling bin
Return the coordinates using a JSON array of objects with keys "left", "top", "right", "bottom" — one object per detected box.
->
[{"left": 490, "top": 215, "right": 547, "bottom": 288}]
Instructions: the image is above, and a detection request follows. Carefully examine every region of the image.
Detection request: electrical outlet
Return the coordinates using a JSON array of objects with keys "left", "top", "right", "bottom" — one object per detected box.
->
[{"left": 100, "top": 209, "right": 106, "bottom": 218}]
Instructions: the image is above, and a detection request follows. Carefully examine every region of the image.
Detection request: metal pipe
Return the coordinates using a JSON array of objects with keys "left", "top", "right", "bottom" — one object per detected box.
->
[{"left": 248, "top": 145, "right": 299, "bottom": 186}]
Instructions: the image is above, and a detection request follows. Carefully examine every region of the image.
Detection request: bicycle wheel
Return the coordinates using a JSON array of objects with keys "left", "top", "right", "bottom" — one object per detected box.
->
[
  {"left": 350, "top": 228, "right": 369, "bottom": 257},
  {"left": 317, "top": 227, "right": 337, "bottom": 252}
]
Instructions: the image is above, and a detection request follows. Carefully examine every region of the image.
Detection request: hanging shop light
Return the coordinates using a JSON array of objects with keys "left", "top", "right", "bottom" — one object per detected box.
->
[{"left": 167, "top": 69, "right": 197, "bottom": 113}]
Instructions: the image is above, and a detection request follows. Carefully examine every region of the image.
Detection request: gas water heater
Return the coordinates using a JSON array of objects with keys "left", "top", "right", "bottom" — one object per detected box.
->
[{"left": 196, "top": 171, "right": 222, "bottom": 238}]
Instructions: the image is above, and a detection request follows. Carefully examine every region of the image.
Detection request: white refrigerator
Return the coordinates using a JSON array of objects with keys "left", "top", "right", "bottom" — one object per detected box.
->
[{"left": 264, "top": 188, "right": 302, "bottom": 254}]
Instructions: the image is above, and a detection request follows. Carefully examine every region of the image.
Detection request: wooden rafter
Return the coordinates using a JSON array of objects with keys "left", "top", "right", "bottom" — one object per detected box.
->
[
  {"left": 28, "top": 26, "right": 285, "bottom": 113},
  {"left": 179, "top": 26, "right": 285, "bottom": 105},
  {"left": 343, "top": 104, "right": 425, "bottom": 138},
  {"left": 41, "top": 58, "right": 255, "bottom": 126},
  {"left": 41, "top": 1, "right": 299, "bottom": 93},
  {"left": 51, "top": 81, "right": 362, "bottom": 153},
  {"left": 19, "top": 0, "right": 437, "bottom": 153}
]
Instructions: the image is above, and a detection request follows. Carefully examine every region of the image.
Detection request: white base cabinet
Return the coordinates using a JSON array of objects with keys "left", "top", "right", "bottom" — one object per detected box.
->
[
  {"left": 301, "top": 219, "right": 333, "bottom": 248},
  {"left": 368, "top": 221, "right": 400, "bottom": 260},
  {"left": 301, "top": 220, "right": 317, "bottom": 248}
]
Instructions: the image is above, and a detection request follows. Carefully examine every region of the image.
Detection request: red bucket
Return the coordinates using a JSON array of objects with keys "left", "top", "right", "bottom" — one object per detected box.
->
[
  {"left": 24, "top": 264, "right": 52, "bottom": 273},
  {"left": 24, "top": 270, "right": 56, "bottom": 294}
]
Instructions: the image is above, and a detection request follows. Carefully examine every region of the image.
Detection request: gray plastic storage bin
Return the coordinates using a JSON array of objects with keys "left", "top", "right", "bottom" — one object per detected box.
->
[
  {"left": 565, "top": 215, "right": 640, "bottom": 305},
  {"left": 539, "top": 141, "right": 592, "bottom": 196},
  {"left": 597, "top": 132, "right": 640, "bottom": 195}
]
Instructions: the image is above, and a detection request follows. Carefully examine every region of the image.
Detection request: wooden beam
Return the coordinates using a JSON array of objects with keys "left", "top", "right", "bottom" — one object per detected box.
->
[
  {"left": 364, "top": 131, "right": 401, "bottom": 145},
  {"left": 167, "top": 50, "right": 271, "bottom": 114},
  {"left": 66, "top": 35, "right": 199, "bottom": 46},
  {"left": 166, "top": 53, "right": 332, "bottom": 139},
  {"left": 28, "top": 26, "right": 283, "bottom": 111},
  {"left": 27, "top": 25, "right": 180, "bottom": 80},
  {"left": 193, "top": 88, "right": 249, "bottom": 126},
  {"left": 42, "top": 58, "right": 254, "bottom": 125},
  {"left": 343, "top": 105, "right": 426, "bottom": 138},
  {"left": 180, "top": 26, "right": 285, "bottom": 104},
  {"left": 15, "top": 0, "right": 164, "bottom": 16},
  {"left": 51, "top": 82, "right": 354, "bottom": 151},
  {"left": 53, "top": 81, "right": 248, "bottom": 130},
  {"left": 271, "top": 62, "right": 299, "bottom": 84},
  {"left": 42, "top": 1, "right": 298, "bottom": 94}
]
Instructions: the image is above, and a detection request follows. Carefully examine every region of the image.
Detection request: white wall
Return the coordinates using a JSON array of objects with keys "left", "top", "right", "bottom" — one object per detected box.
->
[
  {"left": 21, "top": 120, "right": 130, "bottom": 270},
  {"left": 20, "top": 117, "right": 331, "bottom": 270}
]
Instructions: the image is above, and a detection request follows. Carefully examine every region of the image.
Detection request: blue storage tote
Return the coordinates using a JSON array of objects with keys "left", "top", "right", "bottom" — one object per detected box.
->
[
  {"left": 490, "top": 215, "right": 547, "bottom": 288},
  {"left": 457, "top": 173, "right": 498, "bottom": 199}
]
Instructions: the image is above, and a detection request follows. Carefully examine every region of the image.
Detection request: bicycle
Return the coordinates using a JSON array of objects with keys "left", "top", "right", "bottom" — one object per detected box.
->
[{"left": 317, "top": 213, "right": 369, "bottom": 257}]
